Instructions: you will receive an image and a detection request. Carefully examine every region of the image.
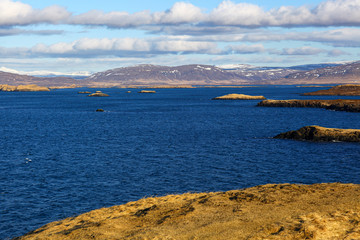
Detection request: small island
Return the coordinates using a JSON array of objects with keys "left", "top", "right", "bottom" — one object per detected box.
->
[
  {"left": 138, "top": 90, "right": 156, "bottom": 93},
  {"left": 302, "top": 84, "right": 360, "bottom": 96},
  {"left": 15, "top": 183, "right": 360, "bottom": 239},
  {"left": 87, "top": 91, "right": 109, "bottom": 97},
  {"left": 212, "top": 93, "right": 266, "bottom": 100},
  {"left": 275, "top": 125, "right": 360, "bottom": 142},
  {"left": 257, "top": 99, "right": 360, "bottom": 112}
]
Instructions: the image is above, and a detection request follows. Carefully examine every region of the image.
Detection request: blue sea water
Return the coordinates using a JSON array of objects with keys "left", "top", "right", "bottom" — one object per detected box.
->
[{"left": 1, "top": 86, "right": 360, "bottom": 239}]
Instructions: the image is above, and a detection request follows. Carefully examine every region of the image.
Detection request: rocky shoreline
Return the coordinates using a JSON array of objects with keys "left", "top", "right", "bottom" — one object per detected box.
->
[
  {"left": 15, "top": 183, "right": 360, "bottom": 240},
  {"left": 257, "top": 99, "right": 360, "bottom": 112},
  {"left": 275, "top": 125, "right": 360, "bottom": 142}
]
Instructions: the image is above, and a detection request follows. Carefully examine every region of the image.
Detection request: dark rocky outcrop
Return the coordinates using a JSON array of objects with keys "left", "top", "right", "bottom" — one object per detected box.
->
[
  {"left": 212, "top": 93, "right": 266, "bottom": 100},
  {"left": 274, "top": 125, "right": 360, "bottom": 142},
  {"left": 257, "top": 99, "right": 360, "bottom": 112},
  {"left": 302, "top": 84, "right": 360, "bottom": 96}
]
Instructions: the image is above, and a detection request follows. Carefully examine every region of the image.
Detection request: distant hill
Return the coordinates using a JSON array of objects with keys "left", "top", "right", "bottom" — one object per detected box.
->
[
  {"left": 1, "top": 62, "right": 359, "bottom": 87},
  {"left": 83, "top": 64, "right": 301, "bottom": 86},
  {"left": 272, "top": 61, "right": 360, "bottom": 85},
  {"left": 0, "top": 71, "right": 80, "bottom": 87}
]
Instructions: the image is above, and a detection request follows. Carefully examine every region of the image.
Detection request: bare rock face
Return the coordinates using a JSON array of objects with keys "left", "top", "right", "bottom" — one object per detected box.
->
[
  {"left": 257, "top": 99, "right": 360, "bottom": 112},
  {"left": 302, "top": 84, "right": 360, "bottom": 96},
  {"left": 212, "top": 93, "right": 266, "bottom": 100},
  {"left": 275, "top": 125, "right": 360, "bottom": 142},
  {"left": 0, "top": 84, "right": 50, "bottom": 92},
  {"left": 87, "top": 91, "right": 109, "bottom": 97},
  {"left": 15, "top": 183, "right": 360, "bottom": 240}
]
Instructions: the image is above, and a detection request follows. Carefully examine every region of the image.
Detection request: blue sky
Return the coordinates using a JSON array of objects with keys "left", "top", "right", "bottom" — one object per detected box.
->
[{"left": 0, "top": 0, "right": 359, "bottom": 75}]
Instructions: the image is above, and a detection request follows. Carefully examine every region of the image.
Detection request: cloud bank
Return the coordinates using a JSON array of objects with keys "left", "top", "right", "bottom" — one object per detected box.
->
[{"left": 1, "top": 0, "right": 360, "bottom": 28}]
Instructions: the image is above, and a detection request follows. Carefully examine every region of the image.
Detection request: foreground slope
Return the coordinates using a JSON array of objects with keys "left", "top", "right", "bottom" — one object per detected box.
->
[{"left": 16, "top": 183, "right": 360, "bottom": 240}]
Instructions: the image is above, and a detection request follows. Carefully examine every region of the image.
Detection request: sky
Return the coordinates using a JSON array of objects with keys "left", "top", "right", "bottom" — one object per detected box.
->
[{"left": 0, "top": 0, "right": 360, "bottom": 75}]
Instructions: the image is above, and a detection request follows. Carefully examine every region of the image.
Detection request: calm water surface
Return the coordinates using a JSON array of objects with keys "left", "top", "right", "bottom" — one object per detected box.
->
[{"left": 1, "top": 86, "right": 360, "bottom": 239}]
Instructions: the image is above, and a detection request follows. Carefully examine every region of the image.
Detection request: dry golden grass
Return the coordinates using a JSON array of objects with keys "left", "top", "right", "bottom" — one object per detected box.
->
[{"left": 15, "top": 183, "right": 360, "bottom": 240}]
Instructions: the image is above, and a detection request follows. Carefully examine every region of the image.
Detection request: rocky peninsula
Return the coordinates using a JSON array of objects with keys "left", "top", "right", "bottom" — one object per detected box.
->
[
  {"left": 15, "top": 183, "right": 360, "bottom": 240},
  {"left": 0, "top": 84, "right": 49, "bottom": 92},
  {"left": 257, "top": 99, "right": 360, "bottom": 112},
  {"left": 275, "top": 125, "right": 360, "bottom": 142},
  {"left": 302, "top": 84, "right": 360, "bottom": 96},
  {"left": 212, "top": 93, "right": 266, "bottom": 100}
]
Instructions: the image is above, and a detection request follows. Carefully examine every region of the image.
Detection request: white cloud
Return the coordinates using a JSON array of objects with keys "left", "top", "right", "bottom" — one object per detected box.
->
[
  {"left": 10, "top": 37, "right": 218, "bottom": 57},
  {"left": 0, "top": 0, "right": 70, "bottom": 25},
  {"left": 0, "top": 27, "right": 63, "bottom": 36},
  {"left": 205, "top": 0, "right": 360, "bottom": 27},
  {"left": 154, "top": 2, "right": 204, "bottom": 24},
  {"left": 226, "top": 44, "right": 265, "bottom": 54},
  {"left": 70, "top": 2, "right": 203, "bottom": 27},
  {"left": 2, "top": 0, "right": 360, "bottom": 29},
  {"left": 280, "top": 46, "right": 325, "bottom": 55},
  {"left": 327, "top": 49, "right": 350, "bottom": 56},
  {"left": 154, "top": 40, "right": 218, "bottom": 54},
  {"left": 208, "top": 1, "right": 266, "bottom": 26},
  {"left": 70, "top": 10, "right": 152, "bottom": 27}
]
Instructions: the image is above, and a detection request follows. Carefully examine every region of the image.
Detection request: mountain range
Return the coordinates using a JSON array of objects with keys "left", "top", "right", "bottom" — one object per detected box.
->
[{"left": 0, "top": 61, "right": 359, "bottom": 87}]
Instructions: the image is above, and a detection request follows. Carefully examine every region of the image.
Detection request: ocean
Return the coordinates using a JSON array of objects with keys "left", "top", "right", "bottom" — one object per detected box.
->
[{"left": 1, "top": 86, "right": 360, "bottom": 239}]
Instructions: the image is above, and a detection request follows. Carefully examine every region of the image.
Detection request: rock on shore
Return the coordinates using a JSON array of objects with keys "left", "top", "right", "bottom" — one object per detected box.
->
[
  {"left": 212, "top": 93, "right": 266, "bottom": 100},
  {"left": 303, "top": 84, "right": 360, "bottom": 96},
  {"left": 275, "top": 125, "right": 360, "bottom": 142},
  {"left": 257, "top": 99, "right": 360, "bottom": 112},
  {"left": 0, "top": 84, "right": 50, "bottom": 92},
  {"left": 15, "top": 183, "right": 360, "bottom": 240}
]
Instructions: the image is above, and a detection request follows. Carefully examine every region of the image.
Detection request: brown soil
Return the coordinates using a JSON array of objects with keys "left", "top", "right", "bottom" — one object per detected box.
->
[
  {"left": 257, "top": 99, "right": 360, "bottom": 112},
  {"left": 275, "top": 125, "right": 360, "bottom": 142},
  {"left": 302, "top": 84, "right": 360, "bottom": 96},
  {"left": 15, "top": 183, "right": 360, "bottom": 240}
]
